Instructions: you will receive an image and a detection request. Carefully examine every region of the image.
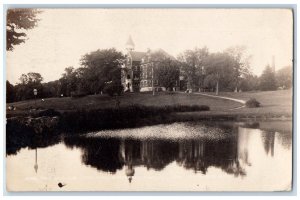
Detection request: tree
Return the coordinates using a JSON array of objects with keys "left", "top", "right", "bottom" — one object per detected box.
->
[
  {"left": 225, "top": 46, "right": 252, "bottom": 92},
  {"left": 103, "top": 82, "right": 124, "bottom": 97},
  {"left": 15, "top": 72, "right": 44, "bottom": 101},
  {"left": 177, "top": 47, "right": 209, "bottom": 92},
  {"left": 204, "top": 52, "right": 235, "bottom": 95},
  {"left": 259, "top": 65, "right": 277, "bottom": 91},
  {"left": 80, "top": 48, "right": 125, "bottom": 94},
  {"left": 6, "top": 8, "right": 41, "bottom": 51},
  {"left": 42, "top": 80, "right": 61, "bottom": 98},
  {"left": 149, "top": 49, "right": 180, "bottom": 91},
  {"left": 6, "top": 81, "right": 15, "bottom": 103},
  {"left": 276, "top": 66, "right": 292, "bottom": 89},
  {"left": 59, "top": 67, "right": 78, "bottom": 96},
  {"left": 239, "top": 73, "right": 259, "bottom": 91}
]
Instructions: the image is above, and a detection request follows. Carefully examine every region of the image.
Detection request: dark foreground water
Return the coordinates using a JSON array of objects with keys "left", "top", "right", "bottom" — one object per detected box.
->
[{"left": 6, "top": 120, "right": 292, "bottom": 191}]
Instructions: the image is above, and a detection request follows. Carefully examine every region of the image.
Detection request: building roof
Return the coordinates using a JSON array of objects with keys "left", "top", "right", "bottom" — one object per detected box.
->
[
  {"left": 128, "top": 51, "right": 147, "bottom": 62},
  {"left": 152, "top": 48, "right": 176, "bottom": 60},
  {"left": 127, "top": 48, "right": 175, "bottom": 62}
]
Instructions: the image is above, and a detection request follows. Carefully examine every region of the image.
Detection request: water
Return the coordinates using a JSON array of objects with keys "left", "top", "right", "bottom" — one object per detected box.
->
[{"left": 6, "top": 120, "right": 292, "bottom": 191}]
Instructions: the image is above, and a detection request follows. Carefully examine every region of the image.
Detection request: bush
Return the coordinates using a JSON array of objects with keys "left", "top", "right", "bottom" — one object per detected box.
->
[
  {"left": 245, "top": 98, "right": 260, "bottom": 108},
  {"left": 103, "top": 83, "right": 123, "bottom": 97}
]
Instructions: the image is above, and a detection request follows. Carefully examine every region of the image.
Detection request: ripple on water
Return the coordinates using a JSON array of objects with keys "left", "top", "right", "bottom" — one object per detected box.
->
[{"left": 86, "top": 122, "right": 234, "bottom": 141}]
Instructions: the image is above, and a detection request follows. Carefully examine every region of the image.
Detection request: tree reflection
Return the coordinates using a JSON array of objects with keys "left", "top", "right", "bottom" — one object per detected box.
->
[
  {"left": 63, "top": 123, "right": 248, "bottom": 179},
  {"left": 8, "top": 120, "right": 292, "bottom": 181},
  {"left": 261, "top": 131, "right": 275, "bottom": 157},
  {"left": 64, "top": 137, "right": 124, "bottom": 173},
  {"left": 6, "top": 125, "right": 61, "bottom": 156},
  {"left": 176, "top": 137, "right": 246, "bottom": 177}
]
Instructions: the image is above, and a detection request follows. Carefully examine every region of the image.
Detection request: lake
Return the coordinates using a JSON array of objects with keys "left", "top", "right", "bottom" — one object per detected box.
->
[{"left": 6, "top": 120, "right": 292, "bottom": 191}]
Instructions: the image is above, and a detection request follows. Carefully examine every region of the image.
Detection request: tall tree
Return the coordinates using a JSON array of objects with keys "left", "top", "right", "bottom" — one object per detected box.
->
[
  {"left": 259, "top": 65, "right": 277, "bottom": 91},
  {"left": 6, "top": 81, "right": 15, "bottom": 103},
  {"left": 59, "top": 67, "right": 78, "bottom": 96},
  {"left": 276, "top": 66, "right": 292, "bottom": 89},
  {"left": 149, "top": 49, "right": 180, "bottom": 91},
  {"left": 225, "top": 46, "right": 251, "bottom": 92},
  {"left": 6, "top": 8, "right": 41, "bottom": 51},
  {"left": 80, "top": 48, "right": 125, "bottom": 94},
  {"left": 177, "top": 47, "right": 209, "bottom": 92},
  {"left": 239, "top": 73, "right": 259, "bottom": 91},
  {"left": 15, "top": 72, "right": 44, "bottom": 101},
  {"left": 204, "top": 52, "right": 235, "bottom": 95}
]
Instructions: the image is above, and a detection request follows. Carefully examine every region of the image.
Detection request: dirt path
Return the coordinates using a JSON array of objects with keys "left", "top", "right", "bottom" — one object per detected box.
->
[
  {"left": 192, "top": 92, "right": 246, "bottom": 104},
  {"left": 176, "top": 92, "right": 246, "bottom": 111}
]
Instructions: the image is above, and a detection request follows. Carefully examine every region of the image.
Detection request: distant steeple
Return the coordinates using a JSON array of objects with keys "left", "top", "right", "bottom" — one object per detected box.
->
[{"left": 126, "top": 35, "right": 135, "bottom": 51}]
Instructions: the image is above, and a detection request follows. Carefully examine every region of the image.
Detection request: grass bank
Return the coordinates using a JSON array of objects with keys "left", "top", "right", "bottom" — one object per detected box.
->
[
  {"left": 6, "top": 90, "right": 293, "bottom": 131},
  {"left": 59, "top": 104, "right": 210, "bottom": 133},
  {"left": 6, "top": 104, "right": 210, "bottom": 137},
  {"left": 6, "top": 92, "right": 241, "bottom": 118},
  {"left": 202, "top": 89, "right": 292, "bottom": 117}
]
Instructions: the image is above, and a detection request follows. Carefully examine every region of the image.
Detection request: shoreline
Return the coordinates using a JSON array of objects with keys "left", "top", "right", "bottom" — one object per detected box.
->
[{"left": 6, "top": 106, "right": 292, "bottom": 136}]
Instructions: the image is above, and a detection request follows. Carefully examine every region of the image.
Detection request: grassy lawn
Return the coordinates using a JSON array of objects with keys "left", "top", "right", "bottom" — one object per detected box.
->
[
  {"left": 202, "top": 89, "right": 293, "bottom": 116},
  {"left": 7, "top": 92, "right": 241, "bottom": 114},
  {"left": 6, "top": 90, "right": 293, "bottom": 118}
]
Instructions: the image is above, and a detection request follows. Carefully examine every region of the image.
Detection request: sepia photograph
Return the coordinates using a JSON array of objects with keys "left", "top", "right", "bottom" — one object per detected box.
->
[{"left": 5, "top": 7, "right": 293, "bottom": 192}]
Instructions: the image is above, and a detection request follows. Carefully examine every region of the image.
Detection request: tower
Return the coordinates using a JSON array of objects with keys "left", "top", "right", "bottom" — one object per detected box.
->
[{"left": 125, "top": 35, "right": 135, "bottom": 52}]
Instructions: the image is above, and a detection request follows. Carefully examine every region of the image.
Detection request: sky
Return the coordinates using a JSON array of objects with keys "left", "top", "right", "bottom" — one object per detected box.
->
[{"left": 6, "top": 8, "right": 293, "bottom": 84}]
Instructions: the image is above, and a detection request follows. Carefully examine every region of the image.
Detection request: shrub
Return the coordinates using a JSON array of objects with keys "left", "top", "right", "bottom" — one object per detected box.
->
[
  {"left": 103, "top": 83, "right": 123, "bottom": 97},
  {"left": 245, "top": 98, "right": 260, "bottom": 108}
]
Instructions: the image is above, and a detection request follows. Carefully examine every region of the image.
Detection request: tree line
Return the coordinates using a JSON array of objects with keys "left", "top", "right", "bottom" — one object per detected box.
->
[
  {"left": 7, "top": 47, "right": 292, "bottom": 103},
  {"left": 6, "top": 9, "right": 292, "bottom": 103}
]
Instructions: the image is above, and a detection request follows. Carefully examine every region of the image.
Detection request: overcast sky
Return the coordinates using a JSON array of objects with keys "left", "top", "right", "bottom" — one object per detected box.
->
[{"left": 6, "top": 8, "right": 293, "bottom": 84}]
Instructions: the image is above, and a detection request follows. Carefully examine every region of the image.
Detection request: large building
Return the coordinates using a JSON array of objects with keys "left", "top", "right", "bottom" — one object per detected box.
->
[{"left": 121, "top": 36, "right": 182, "bottom": 92}]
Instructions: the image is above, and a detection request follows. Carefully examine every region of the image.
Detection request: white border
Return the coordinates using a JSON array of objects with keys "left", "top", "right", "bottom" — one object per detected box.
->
[{"left": 1, "top": 0, "right": 299, "bottom": 199}]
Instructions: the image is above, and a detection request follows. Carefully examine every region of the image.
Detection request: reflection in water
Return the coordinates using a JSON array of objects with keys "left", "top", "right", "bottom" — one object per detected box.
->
[
  {"left": 64, "top": 137, "right": 124, "bottom": 173},
  {"left": 6, "top": 121, "right": 292, "bottom": 191},
  {"left": 64, "top": 123, "right": 247, "bottom": 181},
  {"left": 6, "top": 130, "right": 61, "bottom": 156},
  {"left": 261, "top": 131, "right": 275, "bottom": 156},
  {"left": 237, "top": 127, "right": 251, "bottom": 167},
  {"left": 34, "top": 148, "right": 38, "bottom": 173}
]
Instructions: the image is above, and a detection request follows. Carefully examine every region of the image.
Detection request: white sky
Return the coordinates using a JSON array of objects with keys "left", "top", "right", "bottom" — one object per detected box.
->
[{"left": 6, "top": 8, "right": 293, "bottom": 84}]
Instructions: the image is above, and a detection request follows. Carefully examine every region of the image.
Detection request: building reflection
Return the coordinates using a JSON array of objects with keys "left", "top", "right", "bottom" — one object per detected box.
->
[{"left": 119, "top": 139, "right": 178, "bottom": 182}]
